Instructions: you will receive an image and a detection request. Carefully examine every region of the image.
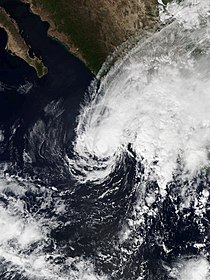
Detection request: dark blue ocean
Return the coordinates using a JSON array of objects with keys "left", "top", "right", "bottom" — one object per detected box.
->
[
  {"left": 0, "top": 1, "right": 210, "bottom": 280},
  {"left": 0, "top": 0, "right": 93, "bottom": 161}
]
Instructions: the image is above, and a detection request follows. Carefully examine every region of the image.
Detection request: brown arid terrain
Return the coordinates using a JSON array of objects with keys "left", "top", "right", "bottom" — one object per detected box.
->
[
  {"left": 0, "top": 6, "right": 48, "bottom": 77},
  {"left": 22, "top": 0, "right": 159, "bottom": 73}
]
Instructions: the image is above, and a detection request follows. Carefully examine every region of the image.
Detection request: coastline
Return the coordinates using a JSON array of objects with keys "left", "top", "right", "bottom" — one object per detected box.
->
[
  {"left": 21, "top": 0, "right": 159, "bottom": 73},
  {"left": 21, "top": 1, "right": 89, "bottom": 68},
  {"left": 0, "top": 6, "right": 48, "bottom": 78}
]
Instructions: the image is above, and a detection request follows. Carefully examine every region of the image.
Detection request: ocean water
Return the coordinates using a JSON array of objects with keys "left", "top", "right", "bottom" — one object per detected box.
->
[{"left": 0, "top": 0, "right": 210, "bottom": 279}]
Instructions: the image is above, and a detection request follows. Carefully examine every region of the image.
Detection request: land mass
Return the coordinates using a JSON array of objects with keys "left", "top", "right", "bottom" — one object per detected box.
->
[
  {"left": 22, "top": 0, "right": 159, "bottom": 73},
  {"left": 0, "top": 6, "right": 48, "bottom": 78}
]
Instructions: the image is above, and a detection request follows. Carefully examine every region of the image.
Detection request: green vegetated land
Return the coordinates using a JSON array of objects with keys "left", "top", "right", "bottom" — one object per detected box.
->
[
  {"left": 27, "top": 0, "right": 108, "bottom": 72},
  {"left": 25, "top": 0, "right": 158, "bottom": 73},
  {"left": 0, "top": 6, "right": 47, "bottom": 77}
]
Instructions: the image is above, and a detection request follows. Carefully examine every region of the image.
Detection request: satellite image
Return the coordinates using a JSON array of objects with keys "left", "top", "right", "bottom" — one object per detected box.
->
[{"left": 0, "top": 0, "right": 210, "bottom": 279}]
